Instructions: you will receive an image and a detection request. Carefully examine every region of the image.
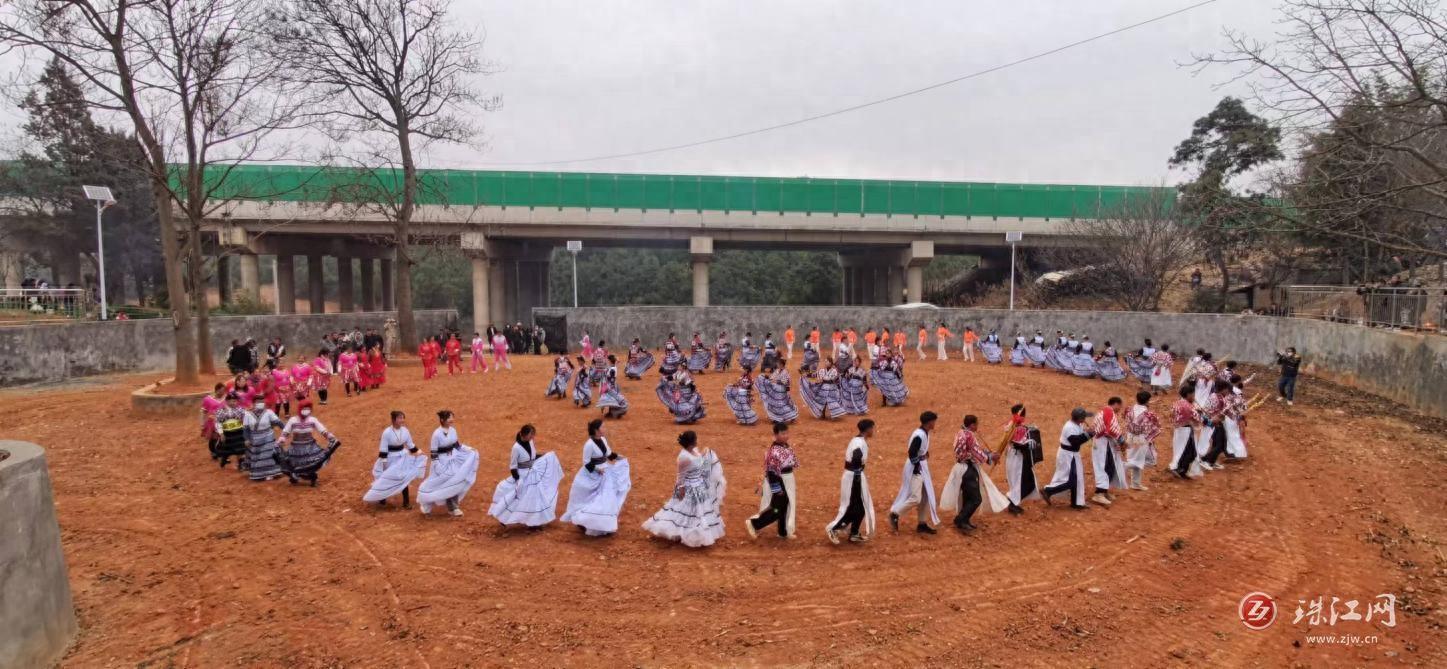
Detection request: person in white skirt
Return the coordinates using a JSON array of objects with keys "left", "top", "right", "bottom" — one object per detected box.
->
[
  {"left": 940, "top": 414, "right": 1009, "bottom": 533},
  {"left": 888, "top": 411, "right": 941, "bottom": 534},
  {"left": 747, "top": 422, "right": 800, "bottom": 540},
  {"left": 561, "top": 419, "right": 631, "bottom": 537},
  {"left": 1089, "top": 397, "right": 1128, "bottom": 506},
  {"left": 363, "top": 410, "right": 427, "bottom": 508},
  {"left": 1041, "top": 407, "right": 1097, "bottom": 509},
  {"left": 1169, "top": 385, "right": 1205, "bottom": 479},
  {"left": 417, "top": 410, "right": 481, "bottom": 516},
  {"left": 826, "top": 419, "right": 876, "bottom": 544},
  {"left": 999, "top": 404, "right": 1044, "bottom": 515},
  {"left": 642, "top": 431, "right": 726, "bottom": 547},
  {"left": 489, "top": 424, "right": 564, "bottom": 529},
  {"left": 1149, "top": 345, "right": 1175, "bottom": 396},
  {"left": 1123, "top": 391, "right": 1162, "bottom": 490}
]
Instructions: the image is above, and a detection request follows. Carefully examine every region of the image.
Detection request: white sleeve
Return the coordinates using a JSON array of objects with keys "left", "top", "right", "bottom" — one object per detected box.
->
[
  {"left": 402, "top": 427, "right": 416, "bottom": 450},
  {"left": 281, "top": 417, "right": 299, "bottom": 435},
  {"left": 430, "top": 428, "right": 448, "bottom": 451},
  {"left": 508, "top": 444, "right": 523, "bottom": 469},
  {"left": 379, "top": 428, "right": 391, "bottom": 454}
]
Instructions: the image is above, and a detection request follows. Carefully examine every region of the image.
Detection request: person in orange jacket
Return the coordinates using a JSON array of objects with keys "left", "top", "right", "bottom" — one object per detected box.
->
[
  {"left": 916, "top": 325, "right": 928, "bottom": 360},
  {"left": 962, "top": 327, "right": 979, "bottom": 363},
  {"left": 784, "top": 325, "right": 796, "bottom": 360},
  {"left": 935, "top": 323, "right": 953, "bottom": 361}
]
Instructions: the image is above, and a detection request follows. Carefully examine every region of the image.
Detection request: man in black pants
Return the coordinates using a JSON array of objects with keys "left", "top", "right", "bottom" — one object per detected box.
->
[
  {"left": 747, "top": 422, "right": 799, "bottom": 540},
  {"left": 828, "top": 419, "right": 875, "bottom": 544},
  {"left": 1200, "top": 379, "right": 1235, "bottom": 468},
  {"left": 1275, "top": 347, "right": 1301, "bottom": 406},
  {"left": 946, "top": 415, "right": 995, "bottom": 533}
]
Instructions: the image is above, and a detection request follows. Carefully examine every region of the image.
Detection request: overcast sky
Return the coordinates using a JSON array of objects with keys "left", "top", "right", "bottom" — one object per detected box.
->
[
  {"left": 442, "top": 0, "right": 1279, "bottom": 184},
  {"left": 3, "top": 0, "right": 1281, "bottom": 186}
]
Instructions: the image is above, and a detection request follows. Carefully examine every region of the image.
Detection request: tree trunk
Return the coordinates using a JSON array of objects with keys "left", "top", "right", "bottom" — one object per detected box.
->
[
  {"left": 1214, "top": 252, "right": 1230, "bottom": 313},
  {"left": 395, "top": 125, "right": 419, "bottom": 350},
  {"left": 187, "top": 226, "right": 216, "bottom": 375},
  {"left": 151, "top": 177, "right": 198, "bottom": 383}
]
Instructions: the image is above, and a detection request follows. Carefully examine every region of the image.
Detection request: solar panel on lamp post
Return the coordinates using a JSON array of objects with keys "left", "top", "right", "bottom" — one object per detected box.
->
[{"left": 83, "top": 185, "right": 115, "bottom": 320}]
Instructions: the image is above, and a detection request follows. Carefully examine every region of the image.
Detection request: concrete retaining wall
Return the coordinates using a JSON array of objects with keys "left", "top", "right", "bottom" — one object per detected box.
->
[
  {"left": 535, "top": 306, "right": 1446, "bottom": 418},
  {"left": 0, "top": 309, "right": 459, "bottom": 387},
  {"left": 0, "top": 441, "right": 76, "bottom": 669}
]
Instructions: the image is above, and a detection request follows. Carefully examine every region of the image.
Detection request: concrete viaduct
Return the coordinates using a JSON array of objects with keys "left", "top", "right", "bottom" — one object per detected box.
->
[{"left": 193, "top": 165, "right": 1169, "bottom": 325}]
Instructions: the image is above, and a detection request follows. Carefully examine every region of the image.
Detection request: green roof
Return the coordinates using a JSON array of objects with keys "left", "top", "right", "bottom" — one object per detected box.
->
[{"left": 204, "top": 164, "right": 1173, "bottom": 220}]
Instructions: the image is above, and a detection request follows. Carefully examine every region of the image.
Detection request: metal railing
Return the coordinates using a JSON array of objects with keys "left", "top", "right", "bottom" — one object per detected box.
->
[
  {"left": 0, "top": 288, "right": 94, "bottom": 320},
  {"left": 1277, "top": 285, "right": 1445, "bottom": 333}
]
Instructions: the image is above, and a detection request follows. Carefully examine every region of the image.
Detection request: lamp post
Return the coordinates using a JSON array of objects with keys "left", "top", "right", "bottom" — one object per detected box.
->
[
  {"left": 566, "top": 240, "right": 582, "bottom": 307},
  {"left": 83, "top": 185, "right": 115, "bottom": 320},
  {"left": 1006, "top": 231, "right": 1023, "bottom": 311}
]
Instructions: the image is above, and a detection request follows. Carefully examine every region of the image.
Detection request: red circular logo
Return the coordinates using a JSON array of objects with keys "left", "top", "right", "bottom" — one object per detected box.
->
[{"left": 1238, "top": 592, "right": 1277, "bottom": 630}]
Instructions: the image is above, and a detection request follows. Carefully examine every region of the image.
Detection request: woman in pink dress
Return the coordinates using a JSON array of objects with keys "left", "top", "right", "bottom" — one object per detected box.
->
[
  {"left": 338, "top": 347, "right": 361, "bottom": 397},
  {"left": 491, "top": 331, "right": 511, "bottom": 370},
  {"left": 201, "top": 383, "right": 226, "bottom": 452},
  {"left": 581, "top": 331, "right": 593, "bottom": 360},
  {"left": 311, "top": 350, "right": 334, "bottom": 405},
  {"left": 290, "top": 359, "right": 314, "bottom": 404},
  {"left": 271, "top": 365, "right": 294, "bottom": 417},
  {"left": 470, "top": 332, "right": 489, "bottom": 373}
]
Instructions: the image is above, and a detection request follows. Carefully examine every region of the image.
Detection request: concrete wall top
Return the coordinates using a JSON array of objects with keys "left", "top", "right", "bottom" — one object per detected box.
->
[{"left": 0, "top": 309, "right": 459, "bottom": 387}]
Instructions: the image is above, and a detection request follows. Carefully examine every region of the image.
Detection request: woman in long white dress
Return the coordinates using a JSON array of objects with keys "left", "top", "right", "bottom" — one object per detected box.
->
[
  {"left": 489, "top": 424, "right": 564, "bottom": 528},
  {"left": 642, "top": 431, "right": 726, "bottom": 547},
  {"left": 363, "top": 410, "right": 428, "bottom": 508},
  {"left": 417, "top": 410, "right": 480, "bottom": 517},
  {"left": 561, "top": 419, "right": 632, "bottom": 536}
]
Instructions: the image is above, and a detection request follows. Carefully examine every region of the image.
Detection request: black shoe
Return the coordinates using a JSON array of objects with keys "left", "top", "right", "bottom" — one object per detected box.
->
[
  {"left": 916, "top": 524, "right": 937, "bottom": 535},
  {"left": 1008, "top": 504, "right": 1024, "bottom": 516},
  {"left": 1070, "top": 504, "right": 1088, "bottom": 509},
  {"left": 1042, "top": 489, "right": 1055, "bottom": 506},
  {"left": 888, "top": 513, "right": 899, "bottom": 532}
]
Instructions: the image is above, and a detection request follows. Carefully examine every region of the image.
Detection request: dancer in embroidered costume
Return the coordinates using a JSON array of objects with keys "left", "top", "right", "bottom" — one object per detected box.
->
[
  {"left": 641, "top": 431, "right": 725, "bottom": 547},
  {"left": 826, "top": 419, "right": 876, "bottom": 544}
]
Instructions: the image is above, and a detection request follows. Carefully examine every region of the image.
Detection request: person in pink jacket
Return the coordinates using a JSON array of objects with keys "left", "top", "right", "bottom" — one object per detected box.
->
[
  {"left": 491, "top": 330, "right": 511, "bottom": 370},
  {"left": 339, "top": 347, "right": 361, "bottom": 397},
  {"left": 470, "top": 332, "right": 489, "bottom": 373},
  {"left": 311, "top": 351, "right": 334, "bottom": 405}
]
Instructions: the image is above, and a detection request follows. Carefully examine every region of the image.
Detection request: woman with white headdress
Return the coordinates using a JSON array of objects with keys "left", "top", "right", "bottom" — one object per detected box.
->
[
  {"left": 642, "top": 430, "right": 726, "bottom": 547},
  {"left": 979, "top": 331, "right": 1004, "bottom": 364},
  {"left": 417, "top": 409, "right": 480, "bottom": 516},
  {"left": 758, "top": 363, "right": 799, "bottom": 423},
  {"left": 489, "top": 424, "right": 564, "bottom": 528},
  {"left": 687, "top": 332, "right": 711, "bottom": 374},
  {"left": 869, "top": 349, "right": 909, "bottom": 407},
  {"left": 624, "top": 338, "right": 654, "bottom": 379},
  {"left": 363, "top": 410, "right": 427, "bottom": 508},
  {"left": 561, "top": 419, "right": 631, "bottom": 536}
]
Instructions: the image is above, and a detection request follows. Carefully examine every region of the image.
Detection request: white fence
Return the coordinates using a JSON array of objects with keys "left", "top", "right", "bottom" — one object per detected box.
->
[
  {"left": 0, "top": 288, "right": 93, "bottom": 320},
  {"left": 1278, "top": 285, "right": 1445, "bottom": 332}
]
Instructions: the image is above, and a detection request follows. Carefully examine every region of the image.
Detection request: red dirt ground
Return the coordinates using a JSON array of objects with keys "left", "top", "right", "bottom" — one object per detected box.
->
[{"left": 7, "top": 354, "right": 1445, "bottom": 668}]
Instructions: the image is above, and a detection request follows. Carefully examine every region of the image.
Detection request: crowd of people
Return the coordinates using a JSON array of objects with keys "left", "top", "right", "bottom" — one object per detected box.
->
[{"left": 193, "top": 315, "right": 1306, "bottom": 549}]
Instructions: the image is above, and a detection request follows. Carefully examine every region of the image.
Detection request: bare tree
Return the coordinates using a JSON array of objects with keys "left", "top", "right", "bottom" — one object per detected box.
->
[
  {"left": 1199, "top": 0, "right": 1447, "bottom": 262},
  {"left": 1044, "top": 189, "right": 1198, "bottom": 312},
  {"left": 1, "top": 0, "right": 308, "bottom": 380},
  {"left": 268, "top": 0, "right": 498, "bottom": 350}
]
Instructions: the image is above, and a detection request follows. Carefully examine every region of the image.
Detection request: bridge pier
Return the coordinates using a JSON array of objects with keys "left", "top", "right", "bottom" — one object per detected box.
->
[
  {"left": 276, "top": 255, "right": 296, "bottom": 314},
  {"left": 905, "top": 240, "right": 934, "bottom": 303},
  {"left": 237, "top": 252, "right": 261, "bottom": 305},
  {"left": 690, "top": 236, "right": 712, "bottom": 307},
  {"left": 216, "top": 255, "right": 232, "bottom": 305},
  {"left": 337, "top": 256, "right": 355, "bottom": 312},
  {"left": 380, "top": 259, "right": 394, "bottom": 311},
  {"left": 307, "top": 254, "right": 325, "bottom": 314},
  {"left": 359, "top": 258, "right": 376, "bottom": 312},
  {"left": 2, "top": 251, "right": 22, "bottom": 289}
]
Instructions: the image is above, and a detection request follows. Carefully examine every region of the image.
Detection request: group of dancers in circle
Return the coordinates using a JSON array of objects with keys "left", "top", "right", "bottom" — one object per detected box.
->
[
  {"left": 545, "top": 330, "right": 912, "bottom": 425},
  {"left": 197, "top": 320, "right": 1266, "bottom": 548}
]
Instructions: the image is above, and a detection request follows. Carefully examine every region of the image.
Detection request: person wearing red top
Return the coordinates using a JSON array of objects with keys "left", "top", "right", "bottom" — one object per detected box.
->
[
  {"left": 940, "top": 414, "right": 1006, "bottom": 533},
  {"left": 808, "top": 326, "right": 821, "bottom": 348},
  {"left": 1001, "top": 404, "right": 1042, "bottom": 514},
  {"left": 419, "top": 338, "right": 437, "bottom": 380},
  {"left": 747, "top": 422, "right": 800, "bottom": 540},
  {"left": 368, "top": 347, "right": 386, "bottom": 389},
  {"left": 1169, "top": 385, "right": 1203, "bottom": 479},
  {"left": 829, "top": 328, "right": 843, "bottom": 358},
  {"left": 445, "top": 334, "right": 463, "bottom": 375},
  {"left": 1090, "top": 397, "right": 1127, "bottom": 506},
  {"left": 1124, "top": 391, "right": 1161, "bottom": 490}
]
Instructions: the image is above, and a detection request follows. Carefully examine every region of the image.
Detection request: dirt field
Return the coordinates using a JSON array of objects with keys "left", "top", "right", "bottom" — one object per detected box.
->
[{"left": 7, "top": 354, "right": 1445, "bottom": 668}]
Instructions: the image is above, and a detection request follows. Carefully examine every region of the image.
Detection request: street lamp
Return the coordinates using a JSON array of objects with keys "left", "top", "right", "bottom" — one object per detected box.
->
[
  {"left": 1005, "top": 231, "right": 1023, "bottom": 311},
  {"left": 83, "top": 185, "right": 115, "bottom": 320},
  {"left": 566, "top": 240, "right": 583, "bottom": 307}
]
